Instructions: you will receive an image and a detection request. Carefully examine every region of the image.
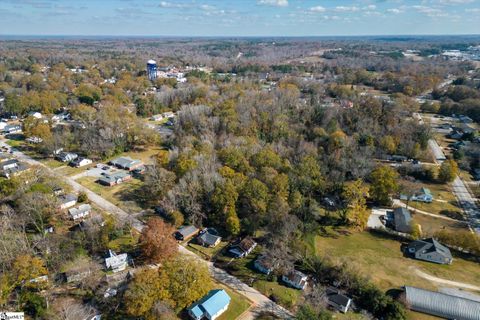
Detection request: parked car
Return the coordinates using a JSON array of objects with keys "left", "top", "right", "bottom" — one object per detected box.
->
[{"left": 102, "top": 166, "right": 110, "bottom": 170}]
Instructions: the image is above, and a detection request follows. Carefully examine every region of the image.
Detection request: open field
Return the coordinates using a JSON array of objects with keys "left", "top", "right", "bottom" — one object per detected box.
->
[
  {"left": 315, "top": 231, "right": 480, "bottom": 292},
  {"left": 412, "top": 212, "right": 468, "bottom": 235},
  {"left": 77, "top": 176, "right": 144, "bottom": 213},
  {"left": 106, "top": 147, "right": 162, "bottom": 166}
]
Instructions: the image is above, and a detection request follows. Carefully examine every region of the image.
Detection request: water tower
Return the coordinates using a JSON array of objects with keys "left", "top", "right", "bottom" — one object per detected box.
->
[{"left": 147, "top": 59, "right": 157, "bottom": 81}]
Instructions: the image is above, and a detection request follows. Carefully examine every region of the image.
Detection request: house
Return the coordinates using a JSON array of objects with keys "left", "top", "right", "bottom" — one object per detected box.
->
[
  {"left": 282, "top": 270, "right": 308, "bottom": 290},
  {"left": 458, "top": 115, "right": 473, "bottom": 123},
  {"left": 254, "top": 255, "right": 275, "bottom": 275},
  {"left": 71, "top": 157, "right": 92, "bottom": 168},
  {"left": 410, "top": 188, "right": 433, "bottom": 203},
  {"left": 187, "top": 289, "right": 231, "bottom": 320},
  {"left": 228, "top": 237, "right": 257, "bottom": 258},
  {"left": 449, "top": 130, "right": 463, "bottom": 140},
  {"left": 197, "top": 231, "right": 221, "bottom": 248},
  {"left": 109, "top": 157, "right": 143, "bottom": 171},
  {"left": 3, "top": 124, "right": 22, "bottom": 134},
  {"left": 325, "top": 287, "right": 352, "bottom": 313},
  {"left": 0, "top": 122, "right": 7, "bottom": 130},
  {"left": 386, "top": 207, "right": 412, "bottom": 233},
  {"left": 403, "top": 286, "right": 480, "bottom": 320},
  {"left": 175, "top": 225, "right": 199, "bottom": 241},
  {"left": 65, "top": 268, "right": 92, "bottom": 283},
  {"left": 56, "top": 152, "right": 78, "bottom": 163},
  {"left": 28, "top": 111, "right": 42, "bottom": 119},
  {"left": 406, "top": 238, "right": 453, "bottom": 265},
  {"left": 58, "top": 194, "right": 78, "bottom": 210},
  {"left": 68, "top": 204, "right": 92, "bottom": 221},
  {"left": 26, "top": 136, "right": 43, "bottom": 144},
  {"left": 97, "top": 171, "right": 131, "bottom": 186},
  {"left": 0, "top": 159, "right": 19, "bottom": 171},
  {"left": 105, "top": 250, "right": 129, "bottom": 273}
]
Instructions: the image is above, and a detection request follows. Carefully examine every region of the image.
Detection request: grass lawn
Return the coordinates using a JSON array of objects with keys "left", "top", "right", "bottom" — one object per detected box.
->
[
  {"left": 106, "top": 146, "right": 162, "bottom": 166},
  {"left": 56, "top": 163, "right": 96, "bottom": 176},
  {"left": 412, "top": 212, "right": 468, "bottom": 236},
  {"left": 5, "top": 139, "right": 26, "bottom": 148},
  {"left": 108, "top": 231, "right": 140, "bottom": 252},
  {"left": 77, "top": 176, "right": 145, "bottom": 213},
  {"left": 187, "top": 241, "right": 229, "bottom": 261},
  {"left": 215, "top": 283, "right": 252, "bottom": 320},
  {"left": 38, "top": 158, "right": 65, "bottom": 169},
  {"left": 400, "top": 179, "right": 462, "bottom": 218},
  {"left": 315, "top": 231, "right": 480, "bottom": 292},
  {"left": 215, "top": 248, "right": 302, "bottom": 310}
]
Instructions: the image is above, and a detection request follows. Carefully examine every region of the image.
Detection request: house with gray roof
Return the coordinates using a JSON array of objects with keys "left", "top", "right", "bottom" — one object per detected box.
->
[
  {"left": 406, "top": 238, "right": 452, "bottom": 265},
  {"left": 387, "top": 207, "right": 412, "bottom": 233},
  {"left": 68, "top": 204, "right": 92, "bottom": 221},
  {"left": 98, "top": 171, "right": 131, "bottom": 186},
  {"left": 326, "top": 287, "right": 352, "bottom": 313},
  {"left": 410, "top": 188, "right": 433, "bottom": 203},
  {"left": 58, "top": 194, "right": 78, "bottom": 210},
  {"left": 403, "top": 286, "right": 480, "bottom": 320},
  {"left": 175, "top": 225, "right": 199, "bottom": 241},
  {"left": 105, "top": 250, "right": 129, "bottom": 273},
  {"left": 254, "top": 255, "right": 275, "bottom": 275},
  {"left": 197, "top": 231, "right": 221, "bottom": 248},
  {"left": 109, "top": 157, "right": 143, "bottom": 171}
]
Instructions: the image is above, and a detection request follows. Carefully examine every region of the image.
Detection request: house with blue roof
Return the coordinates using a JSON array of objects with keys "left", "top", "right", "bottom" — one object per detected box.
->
[{"left": 187, "top": 289, "right": 231, "bottom": 320}]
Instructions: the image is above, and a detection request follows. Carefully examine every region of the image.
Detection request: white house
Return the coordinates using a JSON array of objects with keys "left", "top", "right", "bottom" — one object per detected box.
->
[
  {"left": 69, "top": 204, "right": 92, "bottom": 221},
  {"left": 282, "top": 270, "right": 308, "bottom": 290},
  {"left": 59, "top": 194, "right": 78, "bottom": 210},
  {"left": 71, "top": 157, "right": 92, "bottom": 167},
  {"left": 105, "top": 250, "right": 129, "bottom": 273},
  {"left": 28, "top": 111, "right": 42, "bottom": 119}
]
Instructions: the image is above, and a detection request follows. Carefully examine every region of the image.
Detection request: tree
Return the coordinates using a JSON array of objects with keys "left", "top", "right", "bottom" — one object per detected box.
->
[
  {"left": 159, "top": 256, "right": 212, "bottom": 310},
  {"left": 140, "top": 164, "right": 176, "bottom": 205},
  {"left": 370, "top": 166, "right": 399, "bottom": 206},
  {"left": 438, "top": 159, "right": 458, "bottom": 183},
  {"left": 342, "top": 179, "right": 370, "bottom": 229},
  {"left": 140, "top": 217, "right": 178, "bottom": 264},
  {"left": 12, "top": 255, "right": 48, "bottom": 290},
  {"left": 124, "top": 269, "right": 171, "bottom": 317}
]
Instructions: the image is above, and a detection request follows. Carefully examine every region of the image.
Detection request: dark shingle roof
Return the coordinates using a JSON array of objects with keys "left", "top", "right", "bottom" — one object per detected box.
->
[{"left": 393, "top": 207, "right": 412, "bottom": 232}]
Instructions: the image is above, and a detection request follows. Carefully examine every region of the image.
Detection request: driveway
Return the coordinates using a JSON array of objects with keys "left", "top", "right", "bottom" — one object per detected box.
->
[{"left": 368, "top": 208, "right": 388, "bottom": 229}]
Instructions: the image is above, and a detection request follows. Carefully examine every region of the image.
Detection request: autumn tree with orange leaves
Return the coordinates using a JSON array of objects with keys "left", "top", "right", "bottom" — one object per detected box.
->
[{"left": 140, "top": 217, "right": 178, "bottom": 264}]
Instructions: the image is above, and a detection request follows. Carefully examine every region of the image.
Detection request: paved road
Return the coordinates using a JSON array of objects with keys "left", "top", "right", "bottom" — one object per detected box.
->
[
  {"left": 452, "top": 177, "right": 480, "bottom": 233},
  {"left": 428, "top": 139, "right": 447, "bottom": 163},
  {"left": 1, "top": 140, "right": 293, "bottom": 319},
  {"left": 413, "top": 113, "right": 480, "bottom": 234}
]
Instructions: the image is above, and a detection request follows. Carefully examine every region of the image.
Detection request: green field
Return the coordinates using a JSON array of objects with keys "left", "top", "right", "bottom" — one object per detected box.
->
[
  {"left": 315, "top": 231, "right": 480, "bottom": 292},
  {"left": 77, "top": 176, "right": 144, "bottom": 213}
]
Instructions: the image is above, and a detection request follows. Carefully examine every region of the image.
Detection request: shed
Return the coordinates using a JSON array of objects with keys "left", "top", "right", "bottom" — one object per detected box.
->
[
  {"left": 187, "top": 289, "right": 231, "bottom": 320},
  {"left": 175, "top": 225, "right": 199, "bottom": 241}
]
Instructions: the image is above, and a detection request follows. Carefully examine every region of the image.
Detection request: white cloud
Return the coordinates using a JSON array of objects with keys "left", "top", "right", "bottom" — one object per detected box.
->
[
  {"left": 364, "top": 5, "right": 376, "bottom": 10},
  {"left": 199, "top": 4, "right": 215, "bottom": 11},
  {"left": 159, "top": 1, "right": 187, "bottom": 8},
  {"left": 465, "top": 7, "right": 480, "bottom": 12},
  {"left": 439, "top": 0, "right": 474, "bottom": 4},
  {"left": 309, "top": 6, "right": 326, "bottom": 12},
  {"left": 257, "top": 0, "right": 288, "bottom": 7},
  {"left": 334, "top": 6, "right": 360, "bottom": 12},
  {"left": 387, "top": 8, "right": 402, "bottom": 14}
]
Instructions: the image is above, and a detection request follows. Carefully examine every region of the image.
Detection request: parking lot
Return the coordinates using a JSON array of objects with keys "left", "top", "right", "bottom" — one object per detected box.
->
[{"left": 71, "top": 163, "right": 127, "bottom": 181}]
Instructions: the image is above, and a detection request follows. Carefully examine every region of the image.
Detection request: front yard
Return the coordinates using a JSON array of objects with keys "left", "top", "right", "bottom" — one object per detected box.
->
[{"left": 76, "top": 176, "right": 144, "bottom": 213}]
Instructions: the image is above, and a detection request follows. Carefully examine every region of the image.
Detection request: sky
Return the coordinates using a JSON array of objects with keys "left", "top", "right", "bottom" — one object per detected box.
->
[{"left": 1, "top": 0, "right": 480, "bottom": 37}]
